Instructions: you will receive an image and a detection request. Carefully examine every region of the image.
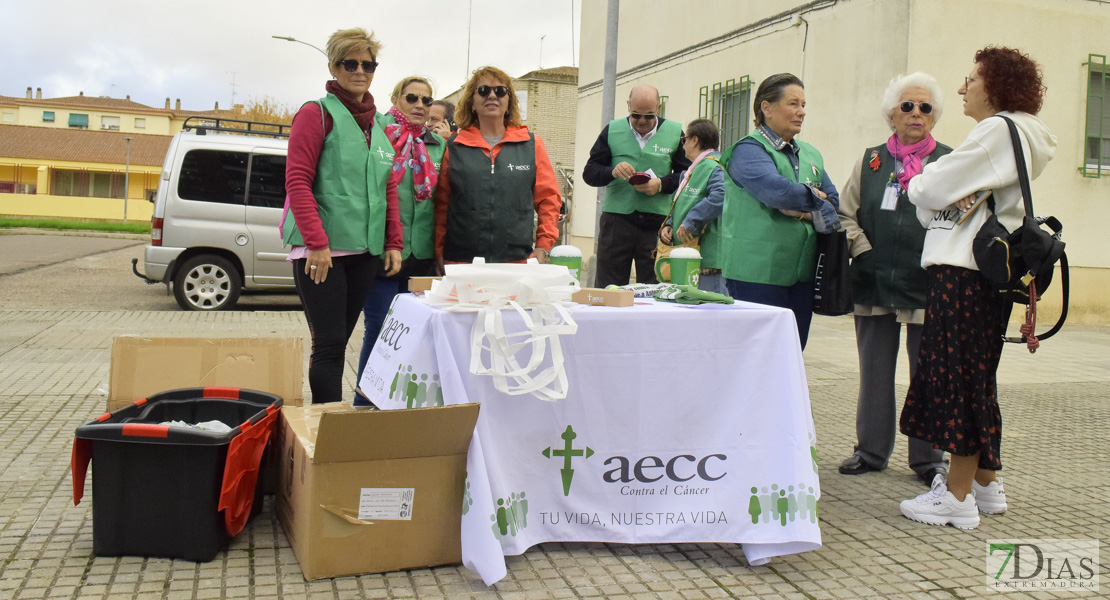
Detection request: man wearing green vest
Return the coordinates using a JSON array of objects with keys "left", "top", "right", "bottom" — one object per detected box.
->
[{"left": 583, "top": 85, "right": 691, "bottom": 287}]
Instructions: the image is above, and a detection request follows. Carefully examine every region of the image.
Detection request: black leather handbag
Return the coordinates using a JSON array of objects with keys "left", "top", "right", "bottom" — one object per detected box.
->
[
  {"left": 972, "top": 115, "right": 1068, "bottom": 347},
  {"left": 813, "top": 230, "right": 853, "bottom": 316}
]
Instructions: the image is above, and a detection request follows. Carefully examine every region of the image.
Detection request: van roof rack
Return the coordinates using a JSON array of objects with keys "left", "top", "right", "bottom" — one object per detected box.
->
[{"left": 182, "top": 116, "right": 290, "bottom": 138}]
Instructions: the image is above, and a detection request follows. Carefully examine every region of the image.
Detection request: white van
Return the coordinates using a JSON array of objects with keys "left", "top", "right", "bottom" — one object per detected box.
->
[{"left": 132, "top": 117, "right": 293, "bottom": 310}]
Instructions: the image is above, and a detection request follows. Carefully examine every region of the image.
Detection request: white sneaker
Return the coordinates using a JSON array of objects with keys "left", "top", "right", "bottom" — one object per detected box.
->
[
  {"left": 900, "top": 478, "right": 980, "bottom": 530},
  {"left": 972, "top": 478, "right": 1008, "bottom": 515}
]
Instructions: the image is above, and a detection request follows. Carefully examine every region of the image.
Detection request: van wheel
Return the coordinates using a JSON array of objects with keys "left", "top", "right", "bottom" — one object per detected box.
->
[{"left": 173, "top": 255, "right": 241, "bottom": 310}]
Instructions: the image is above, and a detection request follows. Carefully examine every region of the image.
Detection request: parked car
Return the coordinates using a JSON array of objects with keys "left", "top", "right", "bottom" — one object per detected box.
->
[{"left": 132, "top": 117, "right": 293, "bottom": 310}]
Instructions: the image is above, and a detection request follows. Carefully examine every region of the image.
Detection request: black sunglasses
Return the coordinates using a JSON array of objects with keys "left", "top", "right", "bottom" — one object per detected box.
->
[
  {"left": 899, "top": 101, "right": 933, "bottom": 114},
  {"left": 339, "top": 59, "right": 378, "bottom": 74},
  {"left": 404, "top": 93, "right": 434, "bottom": 107},
  {"left": 630, "top": 112, "right": 657, "bottom": 121},
  {"left": 477, "top": 85, "right": 509, "bottom": 98},
  {"left": 679, "top": 134, "right": 687, "bottom": 146}
]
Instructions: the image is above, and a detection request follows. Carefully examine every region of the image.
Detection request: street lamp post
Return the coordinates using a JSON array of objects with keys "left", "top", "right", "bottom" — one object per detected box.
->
[
  {"left": 123, "top": 136, "right": 132, "bottom": 222},
  {"left": 271, "top": 35, "right": 327, "bottom": 57}
]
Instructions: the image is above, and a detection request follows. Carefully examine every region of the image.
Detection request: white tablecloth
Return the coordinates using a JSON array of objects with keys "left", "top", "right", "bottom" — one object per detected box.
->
[{"left": 361, "top": 294, "right": 821, "bottom": 585}]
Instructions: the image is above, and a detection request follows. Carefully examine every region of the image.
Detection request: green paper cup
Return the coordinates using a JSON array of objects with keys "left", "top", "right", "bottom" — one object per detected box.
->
[
  {"left": 655, "top": 247, "right": 701, "bottom": 286},
  {"left": 548, "top": 245, "right": 583, "bottom": 281}
]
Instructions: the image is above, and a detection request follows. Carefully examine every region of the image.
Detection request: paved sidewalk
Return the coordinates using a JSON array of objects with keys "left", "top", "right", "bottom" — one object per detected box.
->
[{"left": 0, "top": 309, "right": 1105, "bottom": 599}]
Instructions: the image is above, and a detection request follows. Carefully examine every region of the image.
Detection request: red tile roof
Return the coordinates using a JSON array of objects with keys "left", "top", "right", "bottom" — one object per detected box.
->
[
  {"left": 0, "top": 124, "right": 170, "bottom": 167},
  {"left": 0, "top": 94, "right": 171, "bottom": 115},
  {"left": 0, "top": 94, "right": 243, "bottom": 119}
]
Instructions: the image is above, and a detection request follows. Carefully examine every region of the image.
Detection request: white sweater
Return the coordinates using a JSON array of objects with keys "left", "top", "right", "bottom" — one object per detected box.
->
[{"left": 907, "top": 111, "right": 1057, "bottom": 270}]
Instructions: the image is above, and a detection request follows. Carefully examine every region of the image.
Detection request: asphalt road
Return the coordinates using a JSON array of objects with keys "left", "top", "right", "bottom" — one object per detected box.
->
[{"left": 0, "top": 231, "right": 301, "bottom": 311}]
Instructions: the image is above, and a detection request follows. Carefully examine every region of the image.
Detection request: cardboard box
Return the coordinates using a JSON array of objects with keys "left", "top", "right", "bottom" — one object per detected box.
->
[
  {"left": 407, "top": 276, "right": 441, "bottom": 293},
  {"left": 109, "top": 336, "right": 304, "bottom": 412},
  {"left": 571, "top": 287, "right": 634, "bottom": 307},
  {"left": 277, "top": 402, "right": 480, "bottom": 580}
]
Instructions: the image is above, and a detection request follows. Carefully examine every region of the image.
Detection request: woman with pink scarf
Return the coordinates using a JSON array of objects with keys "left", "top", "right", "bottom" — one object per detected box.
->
[
  {"left": 835, "top": 72, "right": 951, "bottom": 485},
  {"left": 658, "top": 119, "right": 726, "bottom": 294},
  {"left": 354, "top": 76, "right": 445, "bottom": 404}
]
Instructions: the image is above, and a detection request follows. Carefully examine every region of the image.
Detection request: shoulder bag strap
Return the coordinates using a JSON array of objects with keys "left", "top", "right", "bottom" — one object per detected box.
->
[
  {"left": 996, "top": 116, "right": 1069, "bottom": 344},
  {"left": 659, "top": 176, "right": 683, "bottom": 236},
  {"left": 998, "top": 115, "right": 1035, "bottom": 217}
]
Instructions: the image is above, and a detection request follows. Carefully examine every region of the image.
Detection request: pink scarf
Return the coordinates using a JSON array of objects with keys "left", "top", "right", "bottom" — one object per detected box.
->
[
  {"left": 672, "top": 149, "right": 715, "bottom": 200},
  {"left": 886, "top": 133, "right": 936, "bottom": 191},
  {"left": 385, "top": 106, "right": 438, "bottom": 201}
]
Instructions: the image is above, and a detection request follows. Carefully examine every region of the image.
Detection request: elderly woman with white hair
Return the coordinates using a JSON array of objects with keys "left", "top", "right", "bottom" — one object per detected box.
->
[{"left": 835, "top": 73, "right": 952, "bottom": 485}]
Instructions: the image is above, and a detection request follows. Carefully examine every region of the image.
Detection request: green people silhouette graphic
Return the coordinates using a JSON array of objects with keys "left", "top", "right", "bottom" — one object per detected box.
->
[
  {"left": 809, "top": 432, "right": 819, "bottom": 474},
  {"left": 389, "top": 364, "right": 445, "bottom": 408},
  {"left": 489, "top": 491, "right": 529, "bottom": 539},
  {"left": 747, "top": 482, "right": 818, "bottom": 526},
  {"left": 462, "top": 476, "right": 473, "bottom": 515}
]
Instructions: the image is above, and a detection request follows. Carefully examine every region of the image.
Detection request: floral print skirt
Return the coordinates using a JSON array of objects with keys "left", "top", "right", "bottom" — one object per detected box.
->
[{"left": 900, "top": 265, "right": 1007, "bottom": 470}]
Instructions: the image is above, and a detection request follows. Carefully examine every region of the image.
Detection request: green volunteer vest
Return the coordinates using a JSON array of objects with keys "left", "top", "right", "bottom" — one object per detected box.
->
[
  {"left": 281, "top": 94, "right": 391, "bottom": 253},
  {"left": 719, "top": 133, "right": 825, "bottom": 286},
  {"left": 377, "top": 112, "right": 445, "bottom": 260},
  {"left": 852, "top": 142, "right": 952, "bottom": 308},
  {"left": 669, "top": 155, "right": 722, "bottom": 269},
  {"left": 602, "top": 117, "right": 683, "bottom": 216},
  {"left": 444, "top": 134, "right": 537, "bottom": 263}
]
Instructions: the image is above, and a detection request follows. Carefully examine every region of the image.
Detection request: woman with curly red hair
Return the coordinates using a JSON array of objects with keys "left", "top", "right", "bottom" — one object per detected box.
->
[{"left": 896, "top": 47, "right": 1058, "bottom": 529}]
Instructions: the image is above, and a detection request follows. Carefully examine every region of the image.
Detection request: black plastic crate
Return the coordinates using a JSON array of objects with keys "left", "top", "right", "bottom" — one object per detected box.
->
[{"left": 72, "top": 387, "right": 282, "bottom": 562}]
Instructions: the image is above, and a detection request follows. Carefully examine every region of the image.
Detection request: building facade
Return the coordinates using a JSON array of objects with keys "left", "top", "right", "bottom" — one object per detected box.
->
[
  {"left": 0, "top": 89, "right": 248, "bottom": 222},
  {"left": 571, "top": 0, "right": 1110, "bottom": 323},
  {"left": 513, "top": 67, "right": 579, "bottom": 200}
]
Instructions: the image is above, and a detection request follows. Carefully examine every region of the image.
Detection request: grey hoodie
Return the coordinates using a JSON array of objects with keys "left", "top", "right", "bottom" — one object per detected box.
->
[{"left": 907, "top": 110, "right": 1058, "bottom": 270}]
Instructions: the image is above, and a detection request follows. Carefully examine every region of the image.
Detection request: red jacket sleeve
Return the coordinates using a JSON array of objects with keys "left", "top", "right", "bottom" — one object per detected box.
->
[
  {"left": 531, "top": 135, "right": 562, "bottom": 252},
  {"left": 285, "top": 103, "right": 330, "bottom": 250},
  {"left": 433, "top": 146, "right": 451, "bottom": 259}
]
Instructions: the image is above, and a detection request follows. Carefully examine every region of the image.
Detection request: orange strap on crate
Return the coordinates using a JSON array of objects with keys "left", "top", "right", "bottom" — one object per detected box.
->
[
  {"left": 71, "top": 438, "right": 93, "bottom": 506},
  {"left": 203, "top": 387, "right": 241, "bottom": 399},
  {"left": 218, "top": 407, "right": 280, "bottom": 537}
]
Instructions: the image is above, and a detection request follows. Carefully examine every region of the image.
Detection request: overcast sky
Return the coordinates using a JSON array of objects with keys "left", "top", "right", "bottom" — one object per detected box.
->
[{"left": 4, "top": 0, "right": 582, "bottom": 112}]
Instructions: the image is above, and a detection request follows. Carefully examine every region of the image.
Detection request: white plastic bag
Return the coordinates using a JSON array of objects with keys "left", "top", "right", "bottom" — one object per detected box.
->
[{"left": 422, "top": 259, "right": 580, "bottom": 401}]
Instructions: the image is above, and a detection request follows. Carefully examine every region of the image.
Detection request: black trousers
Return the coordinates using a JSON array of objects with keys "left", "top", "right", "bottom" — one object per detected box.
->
[
  {"left": 594, "top": 211, "right": 663, "bottom": 287},
  {"left": 293, "top": 253, "right": 380, "bottom": 403}
]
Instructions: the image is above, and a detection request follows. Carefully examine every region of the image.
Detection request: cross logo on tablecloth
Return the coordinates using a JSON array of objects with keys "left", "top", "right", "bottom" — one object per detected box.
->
[{"left": 541, "top": 425, "right": 594, "bottom": 496}]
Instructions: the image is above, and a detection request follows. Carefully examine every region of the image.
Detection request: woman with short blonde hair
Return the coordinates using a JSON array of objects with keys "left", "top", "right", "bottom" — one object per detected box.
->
[{"left": 282, "top": 27, "right": 402, "bottom": 403}]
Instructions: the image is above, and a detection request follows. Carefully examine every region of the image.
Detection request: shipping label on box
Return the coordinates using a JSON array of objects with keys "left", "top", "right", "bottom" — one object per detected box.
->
[{"left": 359, "top": 488, "right": 414, "bottom": 520}]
